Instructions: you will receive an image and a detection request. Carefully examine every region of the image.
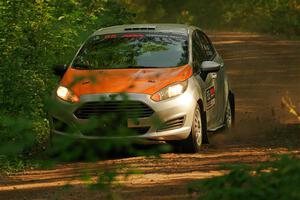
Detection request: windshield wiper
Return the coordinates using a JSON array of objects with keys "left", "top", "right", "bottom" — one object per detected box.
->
[
  {"left": 72, "top": 63, "right": 94, "bottom": 69},
  {"left": 126, "top": 65, "right": 156, "bottom": 68},
  {"left": 72, "top": 63, "right": 157, "bottom": 69}
]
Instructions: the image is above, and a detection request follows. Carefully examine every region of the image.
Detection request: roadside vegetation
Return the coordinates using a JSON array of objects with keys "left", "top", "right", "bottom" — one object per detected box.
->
[
  {"left": 189, "top": 155, "right": 300, "bottom": 200},
  {"left": 120, "top": 0, "right": 300, "bottom": 37},
  {"left": 0, "top": 0, "right": 134, "bottom": 172}
]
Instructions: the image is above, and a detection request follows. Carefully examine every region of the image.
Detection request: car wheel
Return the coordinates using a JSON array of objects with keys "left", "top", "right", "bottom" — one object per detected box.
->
[{"left": 179, "top": 104, "right": 206, "bottom": 153}]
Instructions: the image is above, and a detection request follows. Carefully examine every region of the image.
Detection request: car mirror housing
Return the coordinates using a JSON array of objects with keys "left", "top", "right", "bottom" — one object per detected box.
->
[
  {"left": 200, "top": 61, "right": 221, "bottom": 73},
  {"left": 53, "top": 64, "right": 68, "bottom": 78}
]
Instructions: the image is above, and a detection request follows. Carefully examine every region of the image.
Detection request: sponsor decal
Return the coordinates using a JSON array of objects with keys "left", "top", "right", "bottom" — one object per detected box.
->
[
  {"left": 122, "top": 33, "right": 145, "bottom": 38},
  {"left": 104, "top": 34, "right": 117, "bottom": 39},
  {"left": 102, "top": 33, "right": 186, "bottom": 40},
  {"left": 104, "top": 34, "right": 145, "bottom": 39},
  {"left": 206, "top": 85, "right": 216, "bottom": 110}
]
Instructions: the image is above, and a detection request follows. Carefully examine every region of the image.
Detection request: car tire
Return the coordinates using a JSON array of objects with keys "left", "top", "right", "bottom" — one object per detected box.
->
[
  {"left": 224, "top": 91, "right": 235, "bottom": 129},
  {"left": 178, "top": 104, "right": 207, "bottom": 153}
]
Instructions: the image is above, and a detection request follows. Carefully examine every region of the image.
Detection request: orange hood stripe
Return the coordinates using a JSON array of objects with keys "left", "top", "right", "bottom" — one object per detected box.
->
[{"left": 60, "top": 65, "right": 193, "bottom": 97}]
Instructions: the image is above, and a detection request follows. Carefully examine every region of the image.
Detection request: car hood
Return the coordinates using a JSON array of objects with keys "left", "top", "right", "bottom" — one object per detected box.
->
[{"left": 60, "top": 64, "right": 192, "bottom": 97}]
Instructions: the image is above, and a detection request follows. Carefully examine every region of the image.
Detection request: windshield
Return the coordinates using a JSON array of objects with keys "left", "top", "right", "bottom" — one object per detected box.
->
[{"left": 72, "top": 33, "right": 189, "bottom": 69}]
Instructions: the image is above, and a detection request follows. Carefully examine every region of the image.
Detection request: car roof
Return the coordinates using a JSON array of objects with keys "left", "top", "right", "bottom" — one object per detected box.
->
[{"left": 92, "top": 24, "right": 199, "bottom": 36}]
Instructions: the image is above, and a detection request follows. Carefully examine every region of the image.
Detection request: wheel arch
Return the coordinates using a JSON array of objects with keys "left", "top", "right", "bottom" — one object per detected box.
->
[{"left": 196, "top": 98, "right": 209, "bottom": 144}]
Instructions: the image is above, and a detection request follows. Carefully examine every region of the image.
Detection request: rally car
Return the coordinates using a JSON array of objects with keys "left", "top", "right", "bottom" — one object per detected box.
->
[{"left": 49, "top": 24, "right": 235, "bottom": 153}]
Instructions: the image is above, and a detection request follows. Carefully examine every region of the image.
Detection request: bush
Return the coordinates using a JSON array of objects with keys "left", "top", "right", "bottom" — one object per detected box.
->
[
  {"left": 120, "top": 0, "right": 300, "bottom": 37},
  {"left": 189, "top": 155, "right": 300, "bottom": 200},
  {"left": 222, "top": 0, "right": 300, "bottom": 36},
  {"left": 0, "top": 0, "right": 133, "bottom": 162}
]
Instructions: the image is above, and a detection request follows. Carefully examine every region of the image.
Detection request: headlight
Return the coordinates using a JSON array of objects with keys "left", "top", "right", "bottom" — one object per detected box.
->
[
  {"left": 56, "top": 86, "right": 79, "bottom": 103},
  {"left": 151, "top": 80, "right": 188, "bottom": 101}
]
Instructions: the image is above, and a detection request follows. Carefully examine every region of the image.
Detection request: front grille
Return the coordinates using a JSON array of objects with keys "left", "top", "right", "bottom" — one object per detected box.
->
[
  {"left": 74, "top": 101, "right": 154, "bottom": 119},
  {"left": 157, "top": 116, "right": 185, "bottom": 132},
  {"left": 82, "top": 127, "right": 150, "bottom": 137}
]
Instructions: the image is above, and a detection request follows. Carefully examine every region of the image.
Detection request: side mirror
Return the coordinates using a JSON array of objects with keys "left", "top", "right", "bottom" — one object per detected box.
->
[
  {"left": 200, "top": 61, "right": 221, "bottom": 73},
  {"left": 53, "top": 64, "right": 68, "bottom": 78}
]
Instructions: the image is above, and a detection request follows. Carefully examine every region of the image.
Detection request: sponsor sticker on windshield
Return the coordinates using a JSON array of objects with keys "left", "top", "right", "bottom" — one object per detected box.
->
[
  {"left": 122, "top": 33, "right": 145, "bottom": 38},
  {"left": 104, "top": 34, "right": 117, "bottom": 39},
  {"left": 103, "top": 34, "right": 145, "bottom": 39},
  {"left": 102, "top": 33, "right": 186, "bottom": 40}
]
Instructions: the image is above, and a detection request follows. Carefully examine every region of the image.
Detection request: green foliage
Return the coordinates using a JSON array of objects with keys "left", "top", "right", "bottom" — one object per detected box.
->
[
  {"left": 120, "top": 0, "right": 300, "bottom": 37},
  {"left": 222, "top": 0, "right": 300, "bottom": 36},
  {"left": 0, "top": 0, "right": 133, "bottom": 170},
  {"left": 189, "top": 155, "right": 300, "bottom": 200},
  {"left": 0, "top": 116, "right": 37, "bottom": 174},
  {"left": 0, "top": 156, "right": 35, "bottom": 175}
]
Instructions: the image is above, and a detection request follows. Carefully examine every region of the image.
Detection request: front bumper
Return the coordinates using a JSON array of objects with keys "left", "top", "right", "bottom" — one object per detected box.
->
[{"left": 49, "top": 83, "right": 197, "bottom": 141}]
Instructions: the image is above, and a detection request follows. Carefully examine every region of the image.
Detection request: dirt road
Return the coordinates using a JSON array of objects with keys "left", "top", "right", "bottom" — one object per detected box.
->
[{"left": 1, "top": 32, "right": 300, "bottom": 200}]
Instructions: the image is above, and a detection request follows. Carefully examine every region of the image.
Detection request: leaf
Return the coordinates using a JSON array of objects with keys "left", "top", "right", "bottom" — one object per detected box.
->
[{"left": 58, "top": 16, "right": 65, "bottom": 21}]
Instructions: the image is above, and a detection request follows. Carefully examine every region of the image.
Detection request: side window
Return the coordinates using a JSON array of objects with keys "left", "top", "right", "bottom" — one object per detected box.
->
[
  {"left": 192, "top": 31, "right": 205, "bottom": 71},
  {"left": 197, "top": 31, "right": 215, "bottom": 60}
]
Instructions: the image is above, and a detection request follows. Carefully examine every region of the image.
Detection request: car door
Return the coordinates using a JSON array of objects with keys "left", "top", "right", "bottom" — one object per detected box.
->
[
  {"left": 198, "top": 31, "right": 226, "bottom": 128},
  {"left": 191, "top": 30, "right": 217, "bottom": 128}
]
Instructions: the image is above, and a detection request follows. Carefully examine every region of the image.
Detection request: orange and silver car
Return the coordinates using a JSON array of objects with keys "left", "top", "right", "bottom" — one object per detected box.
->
[{"left": 50, "top": 24, "right": 235, "bottom": 153}]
